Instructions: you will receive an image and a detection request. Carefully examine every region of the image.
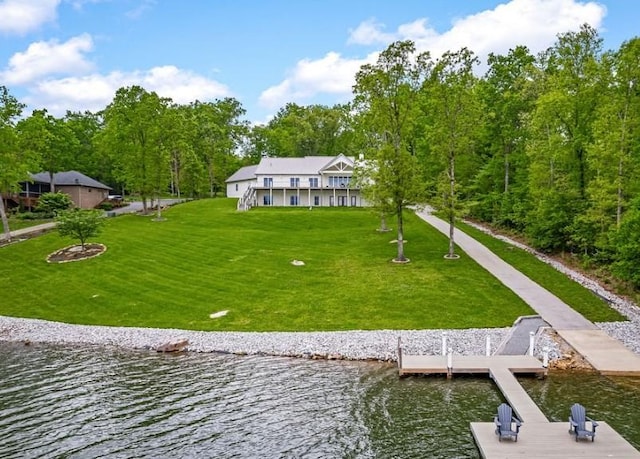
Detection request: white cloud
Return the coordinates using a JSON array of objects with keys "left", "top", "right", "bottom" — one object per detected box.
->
[
  {"left": 259, "top": 51, "right": 375, "bottom": 110},
  {"left": 1, "top": 34, "right": 95, "bottom": 85},
  {"left": 0, "top": 0, "right": 60, "bottom": 34},
  {"left": 260, "top": 0, "right": 606, "bottom": 110},
  {"left": 348, "top": 0, "right": 606, "bottom": 58},
  {"left": 23, "top": 66, "right": 232, "bottom": 115}
]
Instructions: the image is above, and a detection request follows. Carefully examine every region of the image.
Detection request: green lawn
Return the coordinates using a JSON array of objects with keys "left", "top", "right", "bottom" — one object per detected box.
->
[{"left": 0, "top": 199, "right": 620, "bottom": 331}]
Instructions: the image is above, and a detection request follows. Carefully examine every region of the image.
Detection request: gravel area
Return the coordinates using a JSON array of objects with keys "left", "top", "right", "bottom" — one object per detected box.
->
[{"left": 0, "top": 316, "right": 515, "bottom": 362}]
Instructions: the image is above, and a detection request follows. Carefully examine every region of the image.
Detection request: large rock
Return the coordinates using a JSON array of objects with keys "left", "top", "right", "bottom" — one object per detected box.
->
[{"left": 156, "top": 338, "right": 189, "bottom": 353}]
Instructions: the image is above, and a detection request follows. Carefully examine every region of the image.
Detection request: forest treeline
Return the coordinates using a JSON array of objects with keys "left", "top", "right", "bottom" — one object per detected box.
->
[{"left": 1, "top": 24, "right": 639, "bottom": 288}]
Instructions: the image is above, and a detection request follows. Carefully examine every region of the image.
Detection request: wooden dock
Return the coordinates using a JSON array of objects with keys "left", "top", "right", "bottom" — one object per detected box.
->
[
  {"left": 471, "top": 421, "right": 640, "bottom": 458},
  {"left": 398, "top": 351, "right": 640, "bottom": 457}
]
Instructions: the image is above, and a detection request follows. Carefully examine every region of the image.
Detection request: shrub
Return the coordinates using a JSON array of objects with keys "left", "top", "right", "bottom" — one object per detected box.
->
[{"left": 36, "top": 192, "right": 73, "bottom": 217}]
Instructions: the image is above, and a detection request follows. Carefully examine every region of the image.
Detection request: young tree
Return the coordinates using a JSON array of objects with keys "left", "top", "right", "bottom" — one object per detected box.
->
[
  {"left": 352, "top": 40, "right": 429, "bottom": 262},
  {"left": 422, "top": 48, "right": 483, "bottom": 259},
  {"left": 56, "top": 209, "right": 103, "bottom": 250}
]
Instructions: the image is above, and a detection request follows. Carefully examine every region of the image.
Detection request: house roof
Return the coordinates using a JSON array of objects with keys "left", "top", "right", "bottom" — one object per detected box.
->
[
  {"left": 225, "top": 165, "right": 258, "bottom": 183},
  {"left": 30, "top": 171, "right": 111, "bottom": 190},
  {"left": 225, "top": 155, "right": 357, "bottom": 183},
  {"left": 254, "top": 155, "right": 355, "bottom": 176}
]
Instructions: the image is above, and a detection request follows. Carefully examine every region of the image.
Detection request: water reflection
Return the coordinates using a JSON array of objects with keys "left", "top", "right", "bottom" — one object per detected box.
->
[{"left": 1, "top": 343, "right": 639, "bottom": 458}]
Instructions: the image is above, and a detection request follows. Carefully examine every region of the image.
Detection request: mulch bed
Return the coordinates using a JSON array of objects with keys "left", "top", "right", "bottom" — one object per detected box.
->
[{"left": 47, "top": 243, "right": 107, "bottom": 263}]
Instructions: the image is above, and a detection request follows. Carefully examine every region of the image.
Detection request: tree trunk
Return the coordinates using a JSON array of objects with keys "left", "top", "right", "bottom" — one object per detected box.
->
[
  {"left": 447, "top": 153, "right": 457, "bottom": 259},
  {"left": 155, "top": 191, "right": 162, "bottom": 220},
  {"left": 378, "top": 214, "right": 390, "bottom": 232},
  {"left": 141, "top": 195, "right": 148, "bottom": 214},
  {"left": 0, "top": 197, "right": 11, "bottom": 242},
  {"left": 395, "top": 205, "right": 407, "bottom": 262},
  {"left": 49, "top": 171, "right": 56, "bottom": 193}
]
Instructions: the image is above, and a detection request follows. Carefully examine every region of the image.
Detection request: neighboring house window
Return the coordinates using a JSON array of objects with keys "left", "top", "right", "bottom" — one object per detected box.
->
[
  {"left": 263, "top": 177, "right": 273, "bottom": 187},
  {"left": 309, "top": 177, "right": 318, "bottom": 188},
  {"left": 235, "top": 184, "right": 238, "bottom": 191},
  {"left": 290, "top": 195, "right": 298, "bottom": 206},
  {"left": 351, "top": 196, "right": 357, "bottom": 206},
  {"left": 313, "top": 196, "right": 320, "bottom": 206},
  {"left": 290, "top": 177, "right": 300, "bottom": 187},
  {"left": 338, "top": 196, "right": 347, "bottom": 206},
  {"left": 263, "top": 195, "right": 271, "bottom": 205}
]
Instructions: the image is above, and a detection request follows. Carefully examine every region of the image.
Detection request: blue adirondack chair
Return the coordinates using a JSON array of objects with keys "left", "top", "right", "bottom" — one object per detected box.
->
[
  {"left": 494, "top": 403, "right": 522, "bottom": 442},
  {"left": 569, "top": 403, "right": 598, "bottom": 442}
]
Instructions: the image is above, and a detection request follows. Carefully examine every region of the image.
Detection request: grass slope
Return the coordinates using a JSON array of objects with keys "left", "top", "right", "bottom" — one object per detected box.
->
[{"left": 0, "top": 199, "right": 618, "bottom": 331}]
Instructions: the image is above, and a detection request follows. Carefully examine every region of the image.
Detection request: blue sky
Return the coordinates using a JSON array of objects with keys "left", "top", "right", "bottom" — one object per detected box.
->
[{"left": 0, "top": 0, "right": 637, "bottom": 124}]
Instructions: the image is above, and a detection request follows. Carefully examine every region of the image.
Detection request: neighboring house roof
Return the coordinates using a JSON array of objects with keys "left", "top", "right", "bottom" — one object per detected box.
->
[
  {"left": 225, "top": 165, "right": 258, "bottom": 183},
  {"left": 29, "top": 171, "right": 111, "bottom": 190}
]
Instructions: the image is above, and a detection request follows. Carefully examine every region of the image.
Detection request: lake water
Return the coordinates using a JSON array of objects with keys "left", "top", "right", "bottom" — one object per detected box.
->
[{"left": 1, "top": 342, "right": 639, "bottom": 458}]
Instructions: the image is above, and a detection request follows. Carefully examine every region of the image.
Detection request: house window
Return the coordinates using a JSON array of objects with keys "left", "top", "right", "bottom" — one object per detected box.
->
[
  {"left": 309, "top": 177, "right": 318, "bottom": 188},
  {"left": 235, "top": 184, "right": 238, "bottom": 191},
  {"left": 263, "top": 195, "right": 271, "bottom": 205},
  {"left": 263, "top": 177, "right": 273, "bottom": 188},
  {"left": 290, "top": 177, "right": 300, "bottom": 188},
  {"left": 328, "top": 176, "right": 350, "bottom": 188},
  {"left": 351, "top": 196, "right": 357, "bottom": 207},
  {"left": 338, "top": 196, "right": 347, "bottom": 206},
  {"left": 290, "top": 195, "right": 298, "bottom": 206},
  {"left": 313, "top": 196, "right": 320, "bottom": 206}
]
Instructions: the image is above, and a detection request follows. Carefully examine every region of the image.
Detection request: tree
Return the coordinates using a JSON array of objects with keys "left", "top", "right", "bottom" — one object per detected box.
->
[
  {"left": 422, "top": 48, "right": 483, "bottom": 259},
  {"left": 190, "top": 98, "right": 247, "bottom": 197},
  {"left": 17, "top": 109, "right": 78, "bottom": 192},
  {"left": 525, "top": 24, "right": 606, "bottom": 251},
  {"left": 352, "top": 40, "right": 429, "bottom": 262},
  {"left": 0, "top": 86, "right": 30, "bottom": 241},
  {"left": 56, "top": 209, "right": 103, "bottom": 250},
  {"left": 474, "top": 46, "right": 536, "bottom": 228},
  {"left": 100, "top": 86, "right": 172, "bottom": 215}
]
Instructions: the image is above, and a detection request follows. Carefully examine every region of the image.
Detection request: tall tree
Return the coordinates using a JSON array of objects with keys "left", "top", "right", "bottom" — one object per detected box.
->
[
  {"left": 526, "top": 24, "right": 606, "bottom": 251},
  {"left": 17, "top": 109, "right": 77, "bottom": 192},
  {"left": 474, "top": 46, "right": 536, "bottom": 228},
  {"left": 422, "top": 48, "right": 483, "bottom": 259},
  {"left": 353, "top": 40, "right": 429, "bottom": 263},
  {"left": 0, "top": 86, "right": 30, "bottom": 240},
  {"left": 100, "top": 86, "right": 171, "bottom": 215}
]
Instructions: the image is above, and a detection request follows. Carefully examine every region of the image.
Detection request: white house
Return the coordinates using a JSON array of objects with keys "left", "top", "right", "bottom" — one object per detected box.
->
[{"left": 226, "top": 154, "right": 367, "bottom": 210}]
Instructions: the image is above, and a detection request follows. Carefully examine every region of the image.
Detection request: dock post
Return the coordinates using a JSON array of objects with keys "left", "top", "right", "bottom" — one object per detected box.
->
[
  {"left": 529, "top": 331, "right": 535, "bottom": 356},
  {"left": 447, "top": 347, "right": 453, "bottom": 379},
  {"left": 442, "top": 332, "right": 448, "bottom": 356},
  {"left": 485, "top": 336, "right": 491, "bottom": 356},
  {"left": 397, "top": 336, "right": 403, "bottom": 370},
  {"left": 542, "top": 346, "right": 549, "bottom": 368}
]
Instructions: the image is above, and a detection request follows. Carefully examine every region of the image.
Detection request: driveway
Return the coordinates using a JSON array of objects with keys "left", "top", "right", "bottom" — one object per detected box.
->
[{"left": 109, "top": 198, "right": 186, "bottom": 215}]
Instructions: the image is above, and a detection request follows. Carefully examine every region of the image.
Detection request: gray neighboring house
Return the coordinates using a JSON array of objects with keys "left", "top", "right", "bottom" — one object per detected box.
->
[
  {"left": 9, "top": 171, "right": 112, "bottom": 210},
  {"left": 226, "top": 154, "right": 367, "bottom": 210}
]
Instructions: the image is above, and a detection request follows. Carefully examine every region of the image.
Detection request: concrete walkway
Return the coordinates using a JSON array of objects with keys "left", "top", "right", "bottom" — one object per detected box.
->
[
  {"left": 414, "top": 208, "right": 640, "bottom": 375},
  {"left": 3, "top": 222, "right": 57, "bottom": 241}
]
